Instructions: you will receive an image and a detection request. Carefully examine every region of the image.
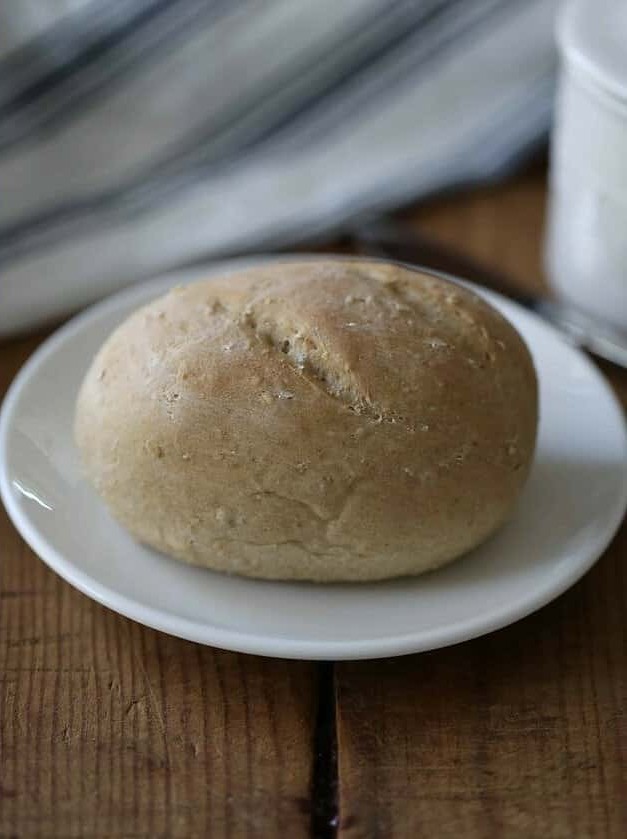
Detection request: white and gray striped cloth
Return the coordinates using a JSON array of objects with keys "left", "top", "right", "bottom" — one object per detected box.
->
[{"left": 1, "top": 0, "right": 558, "bottom": 336}]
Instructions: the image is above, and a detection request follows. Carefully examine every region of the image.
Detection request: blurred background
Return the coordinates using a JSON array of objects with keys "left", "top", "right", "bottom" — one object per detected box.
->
[{"left": 1, "top": 0, "right": 559, "bottom": 335}]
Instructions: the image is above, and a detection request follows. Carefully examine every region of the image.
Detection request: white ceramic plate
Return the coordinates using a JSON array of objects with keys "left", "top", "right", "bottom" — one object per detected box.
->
[{"left": 2, "top": 257, "right": 626, "bottom": 660}]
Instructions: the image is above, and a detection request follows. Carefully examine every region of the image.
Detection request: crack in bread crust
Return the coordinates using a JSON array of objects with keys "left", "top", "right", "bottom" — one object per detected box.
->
[{"left": 238, "top": 306, "right": 406, "bottom": 425}]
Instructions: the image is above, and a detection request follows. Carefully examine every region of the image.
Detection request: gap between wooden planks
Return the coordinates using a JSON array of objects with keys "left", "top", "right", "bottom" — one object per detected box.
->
[{"left": 2, "top": 167, "right": 627, "bottom": 838}]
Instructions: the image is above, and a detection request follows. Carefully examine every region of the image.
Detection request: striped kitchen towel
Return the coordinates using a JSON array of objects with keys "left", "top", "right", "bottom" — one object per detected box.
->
[{"left": 0, "top": 0, "right": 558, "bottom": 336}]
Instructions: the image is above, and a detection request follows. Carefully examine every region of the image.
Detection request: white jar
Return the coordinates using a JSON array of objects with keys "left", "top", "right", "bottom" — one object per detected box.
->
[{"left": 545, "top": 0, "right": 627, "bottom": 329}]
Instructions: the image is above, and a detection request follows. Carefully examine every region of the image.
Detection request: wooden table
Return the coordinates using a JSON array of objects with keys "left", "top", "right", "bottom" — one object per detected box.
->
[{"left": 2, "top": 168, "right": 626, "bottom": 838}]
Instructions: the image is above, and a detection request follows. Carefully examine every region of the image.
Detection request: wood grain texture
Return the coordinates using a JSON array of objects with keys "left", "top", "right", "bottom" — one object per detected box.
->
[
  {"left": 0, "top": 339, "right": 318, "bottom": 838},
  {"left": 335, "top": 549, "right": 627, "bottom": 838},
  {"left": 2, "top": 167, "right": 627, "bottom": 838},
  {"left": 336, "top": 167, "right": 627, "bottom": 839}
]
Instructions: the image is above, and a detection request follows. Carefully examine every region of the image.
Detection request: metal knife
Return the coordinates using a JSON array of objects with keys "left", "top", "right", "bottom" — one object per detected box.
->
[{"left": 348, "top": 219, "right": 627, "bottom": 368}]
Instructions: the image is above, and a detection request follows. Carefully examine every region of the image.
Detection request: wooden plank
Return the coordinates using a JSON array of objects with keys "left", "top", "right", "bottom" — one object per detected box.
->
[
  {"left": 0, "top": 335, "right": 318, "bottom": 838},
  {"left": 336, "top": 170, "right": 627, "bottom": 839},
  {"left": 335, "top": 542, "right": 627, "bottom": 838}
]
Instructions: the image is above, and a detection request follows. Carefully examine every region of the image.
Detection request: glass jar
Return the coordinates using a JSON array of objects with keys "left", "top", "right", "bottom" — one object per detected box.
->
[{"left": 545, "top": 0, "right": 627, "bottom": 330}]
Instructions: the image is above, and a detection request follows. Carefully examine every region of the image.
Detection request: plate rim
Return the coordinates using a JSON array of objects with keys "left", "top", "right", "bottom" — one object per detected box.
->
[{"left": 2, "top": 257, "right": 627, "bottom": 660}]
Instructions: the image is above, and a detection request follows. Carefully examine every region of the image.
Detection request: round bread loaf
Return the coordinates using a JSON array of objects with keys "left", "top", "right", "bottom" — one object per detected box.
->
[{"left": 75, "top": 260, "right": 538, "bottom": 581}]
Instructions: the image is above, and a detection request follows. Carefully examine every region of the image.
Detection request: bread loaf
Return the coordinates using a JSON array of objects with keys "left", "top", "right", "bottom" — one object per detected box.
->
[{"left": 75, "top": 260, "right": 538, "bottom": 581}]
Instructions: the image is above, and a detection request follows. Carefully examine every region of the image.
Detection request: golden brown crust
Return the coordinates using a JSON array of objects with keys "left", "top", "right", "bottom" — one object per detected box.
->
[{"left": 75, "top": 260, "right": 538, "bottom": 581}]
